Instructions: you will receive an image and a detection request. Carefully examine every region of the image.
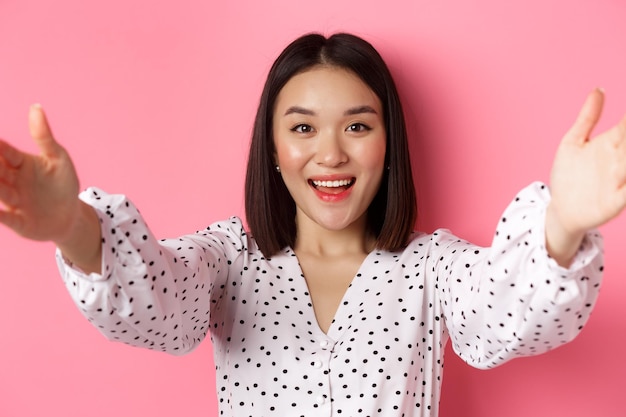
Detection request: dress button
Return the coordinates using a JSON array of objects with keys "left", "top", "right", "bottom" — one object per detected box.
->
[
  {"left": 313, "top": 360, "right": 323, "bottom": 369},
  {"left": 319, "top": 340, "right": 329, "bottom": 348},
  {"left": 316, "top": 395, "right": 326, "bottom": 405}
]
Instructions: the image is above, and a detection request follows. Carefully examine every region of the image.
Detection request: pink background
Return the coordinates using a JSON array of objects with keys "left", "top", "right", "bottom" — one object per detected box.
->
[{"left": 1, "top": 0, "right": 625, "bottom": 416}]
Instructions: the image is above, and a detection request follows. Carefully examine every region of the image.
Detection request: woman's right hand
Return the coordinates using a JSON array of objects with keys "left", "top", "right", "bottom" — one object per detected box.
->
[{"left": 0, "top": 105, "right": 102, "bottom": 273}]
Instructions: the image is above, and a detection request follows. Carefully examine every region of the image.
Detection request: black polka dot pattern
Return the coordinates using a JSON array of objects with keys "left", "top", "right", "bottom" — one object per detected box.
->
[{"left": 56, "top": 182, "right": 604, "bottom": 416}]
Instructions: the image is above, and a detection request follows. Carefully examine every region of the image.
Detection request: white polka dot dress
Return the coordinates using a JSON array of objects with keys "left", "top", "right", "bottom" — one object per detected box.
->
[{"left": 57, "top": 182, "right": 604, "bottom": 416}]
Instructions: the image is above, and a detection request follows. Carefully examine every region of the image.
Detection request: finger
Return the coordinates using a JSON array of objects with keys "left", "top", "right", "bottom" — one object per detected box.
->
[
  {"left": 28, "top": 104, "right": 62, "bottom": 158},
  {"left": 609, "top": 115, "right": 626, "bottom": 150},
  {"left": 564, "top": 88, "right": 605, "bottom": 145},
  {"left": 0, "top": 139, "right": 24, "bottom": 168}
]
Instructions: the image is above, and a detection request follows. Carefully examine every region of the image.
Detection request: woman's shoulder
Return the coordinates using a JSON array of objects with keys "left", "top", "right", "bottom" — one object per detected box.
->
[
  {"left": 405, "top": 229, "right": 458, "bottom": 247},
  {"left": 192, "top": 216, "right": 262, "bottom": 255},
  {"left": 374, "top": 230, "right": 451, "bottom": 258}
]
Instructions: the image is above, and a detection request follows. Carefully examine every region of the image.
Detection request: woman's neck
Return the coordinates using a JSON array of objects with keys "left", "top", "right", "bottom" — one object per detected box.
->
[{"left": 293, "top": 212, "right": 375, "bottom": 257}]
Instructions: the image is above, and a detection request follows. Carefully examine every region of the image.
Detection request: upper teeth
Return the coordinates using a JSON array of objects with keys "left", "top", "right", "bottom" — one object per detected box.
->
[{"left": 312, "top": 179, "right": 352, "bottom": 188}]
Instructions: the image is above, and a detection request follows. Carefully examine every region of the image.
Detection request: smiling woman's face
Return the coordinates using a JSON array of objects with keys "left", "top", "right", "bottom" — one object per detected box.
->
[{"left": 272, "top": 65, "right": 387, "bottom": 235}]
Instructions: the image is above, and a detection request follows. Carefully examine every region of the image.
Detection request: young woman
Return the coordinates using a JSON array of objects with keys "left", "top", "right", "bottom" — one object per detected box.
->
[{"left": 1, "top": 33, "right": 624, "bottom": 416}]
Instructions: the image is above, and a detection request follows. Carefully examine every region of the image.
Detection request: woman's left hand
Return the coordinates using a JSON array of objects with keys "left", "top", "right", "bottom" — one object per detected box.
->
[{"left": 547, "top": 88, "right": 626, "bottom": 266}]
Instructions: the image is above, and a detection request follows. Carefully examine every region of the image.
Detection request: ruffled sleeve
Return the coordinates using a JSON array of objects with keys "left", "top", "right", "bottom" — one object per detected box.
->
[
  {"left": 432, "top": 182, "right": 604, "bottom": 369},
  {"left": 56, "top": 187, "right": 249, "bottom": 355}
]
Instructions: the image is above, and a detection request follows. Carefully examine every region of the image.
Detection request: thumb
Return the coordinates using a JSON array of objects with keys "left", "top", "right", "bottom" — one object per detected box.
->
[
  {"left": 563, "top": 88, "right": 605, "bottom": 145},
  {"left": 28, "top": 104, "right": 62, "bottom": 158}
]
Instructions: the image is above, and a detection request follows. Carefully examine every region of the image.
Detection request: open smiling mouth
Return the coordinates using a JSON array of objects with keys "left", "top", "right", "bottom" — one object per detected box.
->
[{"left": 308, "top": 178, "right": 356, "bottom": 195}]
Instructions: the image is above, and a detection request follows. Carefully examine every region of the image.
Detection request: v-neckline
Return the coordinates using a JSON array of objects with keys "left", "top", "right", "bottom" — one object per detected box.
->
[{"left": 286, "top": 247, "right": 375, "bottom": 340}]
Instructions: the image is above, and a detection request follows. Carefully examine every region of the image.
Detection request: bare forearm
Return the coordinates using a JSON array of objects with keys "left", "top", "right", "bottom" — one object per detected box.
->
[{"left": 55, "top": 200, "right": 102, "bottom": 274}]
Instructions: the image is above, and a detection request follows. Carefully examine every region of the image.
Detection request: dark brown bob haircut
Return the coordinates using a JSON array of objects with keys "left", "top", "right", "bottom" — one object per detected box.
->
[{"left": 245, "top": 32, "right": 417, "bottom": 257}]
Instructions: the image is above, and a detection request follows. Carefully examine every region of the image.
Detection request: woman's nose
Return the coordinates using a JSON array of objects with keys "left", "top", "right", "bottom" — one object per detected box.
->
[{"left": 315, "top": 130, "right": 348, "bottom": 167}]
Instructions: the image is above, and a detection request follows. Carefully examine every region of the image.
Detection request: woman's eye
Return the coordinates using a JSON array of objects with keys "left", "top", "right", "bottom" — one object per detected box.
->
[
  {"left": 346, "top": 123, "right": 371, "bottom": 133},
  {"left": 291, "top": 124, "right": 314, "bottom": 134}
]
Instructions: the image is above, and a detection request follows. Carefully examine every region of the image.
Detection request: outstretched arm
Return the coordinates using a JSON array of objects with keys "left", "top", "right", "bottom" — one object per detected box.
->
[
  {"left": 0, "top": 105, "right": 101, "bottom": 273},
  {"left": 547, "top": 89, "right": 626, "bottom": 266}
]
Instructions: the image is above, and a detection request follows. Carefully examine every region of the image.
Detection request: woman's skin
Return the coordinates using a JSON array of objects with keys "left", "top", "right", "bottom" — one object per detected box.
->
[
  {"left": 0, "top": 105, "right": 101, "bottom": 273},
  {"left": 0, "top": 76, "right": 625, "bottom": 319},
  {"left": 546, "top": 89, "right": 626, "bottom": 265},
  {"left": 272, "top": 66, "right": 387, "bottom": 332}
]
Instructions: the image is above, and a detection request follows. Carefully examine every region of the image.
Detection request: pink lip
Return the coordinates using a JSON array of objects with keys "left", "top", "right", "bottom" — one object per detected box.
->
[{"left": 308, "top": 175, "right": 356, "bottom": 203}]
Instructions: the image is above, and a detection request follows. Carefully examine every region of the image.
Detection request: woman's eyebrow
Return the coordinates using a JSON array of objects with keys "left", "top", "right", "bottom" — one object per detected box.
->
[
  {"left": 344, "top": 105, "right": 378, "bottom": 116},
  {"left": 283, "top": 105, "right": 378, "bottom": 116},
  {"left": 284, "top": 106, "right": 316, "bottom": 116}
]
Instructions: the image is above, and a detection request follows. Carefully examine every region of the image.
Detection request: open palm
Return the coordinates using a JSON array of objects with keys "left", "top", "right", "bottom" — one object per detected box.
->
[
  {"left": 550, "top": 89, "right": 626, "bottom": 237},
  {"left": 0, "top": 105, "right": 81, "bottom": 243}
]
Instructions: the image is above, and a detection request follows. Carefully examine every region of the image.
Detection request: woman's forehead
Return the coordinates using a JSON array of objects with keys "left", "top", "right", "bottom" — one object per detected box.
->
[{"left": 275, "top": 66, "right": 382, "bottom": 116}]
